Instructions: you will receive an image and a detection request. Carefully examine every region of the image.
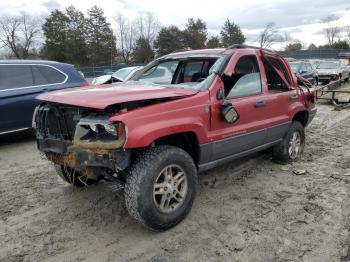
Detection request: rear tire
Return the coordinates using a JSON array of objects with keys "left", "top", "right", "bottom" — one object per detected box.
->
[
  {"left": 272, "top": 121, "right": 305, "bottom": 164},
  {"left": 55, "top": 165, "right": 97, "bottom": 187},
  {"left": 124, "top": 145, "right": 198, "bottom": 231}
]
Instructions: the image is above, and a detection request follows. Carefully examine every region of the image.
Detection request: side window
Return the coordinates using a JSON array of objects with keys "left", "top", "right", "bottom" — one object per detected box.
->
[
  {"left": 263, "top": 58, "right": 290, "bottom": 91},
  {"left": 31, "top": 66, "right": 49, "bottom": 85},
  {"left": 225, "top": 56, "right": 262, "bottom": 98},
  {"left": 0, "top": 65, "right": 33, "bottom": 90},
  {"left": 184, "top": 62, "right": 204, "bottom": 82},
  {"left": 34, "top": 65, "right": 66, "bottom": 84},
  {"left": 138, "top": 61, "right": 179, "bottom": 84}
]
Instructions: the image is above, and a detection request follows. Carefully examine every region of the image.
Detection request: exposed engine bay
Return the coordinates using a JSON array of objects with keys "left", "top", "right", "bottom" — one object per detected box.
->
[{"left": 33, "top": 98, "right": 172, "bottom": 181}]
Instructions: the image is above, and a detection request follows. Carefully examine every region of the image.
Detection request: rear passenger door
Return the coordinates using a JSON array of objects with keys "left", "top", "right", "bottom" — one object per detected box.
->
[{"left": 260, "top": 56, "right": 295, "bottom": 143}]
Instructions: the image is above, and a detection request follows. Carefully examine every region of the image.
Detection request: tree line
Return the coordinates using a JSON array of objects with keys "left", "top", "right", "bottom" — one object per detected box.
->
[{"left": 0, "top": 7, "right": 349, "bottom": 66}]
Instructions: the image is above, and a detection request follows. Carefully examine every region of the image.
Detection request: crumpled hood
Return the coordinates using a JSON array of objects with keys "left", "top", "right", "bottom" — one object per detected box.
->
[
  {"left": 37, "top": 83, "right": 198, "bottom": 109},
  {"left": 317, "top": 68, "right": 339, "bottom": 75}
]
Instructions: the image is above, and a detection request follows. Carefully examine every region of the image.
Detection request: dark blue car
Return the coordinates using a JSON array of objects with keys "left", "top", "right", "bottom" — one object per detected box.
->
[{"left": 0, "top": 60, "right": 88, "bottom": 135}]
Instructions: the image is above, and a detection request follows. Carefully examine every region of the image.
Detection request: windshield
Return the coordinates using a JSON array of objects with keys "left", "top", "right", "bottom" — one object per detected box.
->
[
  {"left": 289, "top": 63, "right": 301, "bottom": 73},
  {"left": 112, "top": 67, "right": 137, "bottom": 81},
  {"left": 129, "top": 55, "right": 227, "bottom": 90},
  {"left": 317, "top": 61, "right": 340, "bottom": 69}
]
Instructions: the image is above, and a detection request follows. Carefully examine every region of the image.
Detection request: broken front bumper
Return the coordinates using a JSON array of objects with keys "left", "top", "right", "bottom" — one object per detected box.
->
[{"left": 37, "top": 137, "right": 131, "bottom": 172}]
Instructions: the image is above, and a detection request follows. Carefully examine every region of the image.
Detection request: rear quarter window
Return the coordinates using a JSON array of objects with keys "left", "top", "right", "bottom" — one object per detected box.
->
[
  {"left": 33, "top": 65, "right": 67, "bottom": 85},
  {"left": 0, "top": 65, "right": 34, "bottom": 90}
]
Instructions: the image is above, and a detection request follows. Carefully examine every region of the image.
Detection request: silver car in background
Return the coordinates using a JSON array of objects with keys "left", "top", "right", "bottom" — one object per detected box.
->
[{"left": 316, "top": 60, "right": 350, "bottom": 84}]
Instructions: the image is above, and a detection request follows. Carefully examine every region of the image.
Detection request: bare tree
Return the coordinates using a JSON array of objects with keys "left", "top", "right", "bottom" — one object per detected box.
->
[
  {"left": 135, "top": 12, "right": 160, "bottom": 45},
  {"left": 0, "top": 13, "right": 42, "bottom": 58},
  {"left": 323, "top": 15, "right": 339, "bottom": 46},
  {"left": 258, "top": 22, "right": 278, "bottom": 48},
  {"left": 114, "top": 13, "right": 136, "bottom": 63}
]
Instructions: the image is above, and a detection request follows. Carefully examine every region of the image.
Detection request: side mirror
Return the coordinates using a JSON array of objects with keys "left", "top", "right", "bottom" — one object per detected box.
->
[{"left": 221, "top": 100, "right": 239, "bottom": 124}]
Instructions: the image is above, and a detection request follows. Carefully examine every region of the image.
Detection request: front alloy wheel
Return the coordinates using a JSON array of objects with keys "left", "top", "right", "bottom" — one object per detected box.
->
[{"left": 153, "top": 165, "right": 188, "bottom": 213}]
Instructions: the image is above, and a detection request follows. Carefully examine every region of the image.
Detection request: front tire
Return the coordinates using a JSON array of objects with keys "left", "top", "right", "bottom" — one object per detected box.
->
[
  {"left": 272, "top": 121, "right": 305, "bottom": 164},
  {"left": 124, "top": 146, "right": 198, "bottom": 231},
  {"left": 54, "top": 165, "right": 97, "bottom": 187}
]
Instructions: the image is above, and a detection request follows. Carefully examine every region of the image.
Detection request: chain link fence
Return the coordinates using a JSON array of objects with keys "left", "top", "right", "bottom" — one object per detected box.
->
[{"left": 77, "top": 63, "right": 145, "bottom": 78}]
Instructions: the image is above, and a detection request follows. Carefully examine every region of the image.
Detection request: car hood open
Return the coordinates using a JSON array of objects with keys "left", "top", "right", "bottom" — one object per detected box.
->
[{"left": 37, "top": 83, "right": 198, "bottom": 109}]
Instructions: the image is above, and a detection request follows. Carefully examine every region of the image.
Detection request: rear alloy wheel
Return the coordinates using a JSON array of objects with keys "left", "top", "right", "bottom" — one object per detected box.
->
[
  {"left": 272, "top": 121, "right": 305, "bottom": 164},
  {"left": 124, "top": 145, "right": 197, "bottom": 231},
  {"left": 288, "top": 131, "right": 301, "bottom": 160}
]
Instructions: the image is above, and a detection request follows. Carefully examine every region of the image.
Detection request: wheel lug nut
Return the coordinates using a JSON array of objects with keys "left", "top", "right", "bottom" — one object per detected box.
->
[
  {"left": 167, "top": 193, "right": 170, "bottom": 197},
  {"left": 164, "top": 187, "right": 167, "bottom": 191}
]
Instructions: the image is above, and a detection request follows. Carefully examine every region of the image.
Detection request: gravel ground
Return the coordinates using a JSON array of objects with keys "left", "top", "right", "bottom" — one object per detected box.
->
[{"left": 1, "top": 91, "right": 350, "bottom": 262}]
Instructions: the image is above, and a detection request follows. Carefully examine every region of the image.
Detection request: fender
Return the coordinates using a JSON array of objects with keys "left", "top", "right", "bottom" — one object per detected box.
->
[
  {"left": 288, "top": 101, "right": 309, "bottom": 121},
  {"left": 109, "top": 91, "right": 211, "bottom": 148},
  {"left": 123, "top": 119, "right": 205, "bottom": 148}
]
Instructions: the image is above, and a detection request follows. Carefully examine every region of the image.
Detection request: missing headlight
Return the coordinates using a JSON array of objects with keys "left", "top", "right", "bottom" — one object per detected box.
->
[{"left": 73, "top": 116, "right": 126, "bottom": 150}]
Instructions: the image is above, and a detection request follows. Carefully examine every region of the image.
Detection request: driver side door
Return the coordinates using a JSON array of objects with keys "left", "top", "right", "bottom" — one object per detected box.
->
[{"left": 209, "top": 54, "right": 271, "bottom": 161}]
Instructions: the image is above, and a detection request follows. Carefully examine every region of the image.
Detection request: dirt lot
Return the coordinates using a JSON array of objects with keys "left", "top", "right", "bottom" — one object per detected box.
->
[{"left": 1, "top": 86, "right": 350, "bottom": 262}]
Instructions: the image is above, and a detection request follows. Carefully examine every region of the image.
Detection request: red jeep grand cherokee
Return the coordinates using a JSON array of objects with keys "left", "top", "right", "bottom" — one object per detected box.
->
[{"left": 33, "top": 45, "right": 316, "bottom": 231}]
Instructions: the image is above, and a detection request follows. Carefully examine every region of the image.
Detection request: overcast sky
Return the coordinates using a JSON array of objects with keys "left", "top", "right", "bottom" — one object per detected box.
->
[{"left": 1, "top": 0, "right": 349, "bottom": 50}]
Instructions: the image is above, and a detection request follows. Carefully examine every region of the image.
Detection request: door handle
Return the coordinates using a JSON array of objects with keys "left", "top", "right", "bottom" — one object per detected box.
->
[
  {"left": 290, "top": 94, "right": 298, "bottom": 100},
  {"left": 254, "top": 100, "right": 266, "bottom": 108}
]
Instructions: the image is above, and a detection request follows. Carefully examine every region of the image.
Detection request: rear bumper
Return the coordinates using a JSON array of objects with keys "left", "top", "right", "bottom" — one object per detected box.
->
[
  {"left": 37, "top": 137, "right": 131, "bottom": 171},
  {"left": 306, "top": 108, "right": 317, "bottom": 126}
]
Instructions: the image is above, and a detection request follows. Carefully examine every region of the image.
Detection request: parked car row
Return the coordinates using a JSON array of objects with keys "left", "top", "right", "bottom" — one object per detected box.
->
[{"left": 288, "top": 58, "right": 350, "bottom": 85}]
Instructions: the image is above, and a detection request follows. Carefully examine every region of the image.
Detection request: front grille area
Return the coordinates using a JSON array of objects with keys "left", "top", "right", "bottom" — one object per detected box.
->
[{"left": 36, "top": 104, "right": 83, "bottom": 141}]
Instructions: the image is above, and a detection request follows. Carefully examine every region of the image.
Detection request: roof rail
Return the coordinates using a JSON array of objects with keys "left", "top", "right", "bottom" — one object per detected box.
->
[
  {"left": 226, "top": 44, "right": 275, "bottom": 53},
  {"left": 170, "top": 48, "right": 192, "bottom": 54}
]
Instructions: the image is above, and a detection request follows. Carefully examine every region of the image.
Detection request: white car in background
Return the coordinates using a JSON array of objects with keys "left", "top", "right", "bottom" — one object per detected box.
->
[{"left": 92, "top": 66, "right": 142, "bottom": 85}]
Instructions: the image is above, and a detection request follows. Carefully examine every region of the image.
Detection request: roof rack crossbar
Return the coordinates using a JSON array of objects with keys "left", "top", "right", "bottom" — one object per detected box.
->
[{"left": 226, "top": 44, "right": 275, "bottom": 53}]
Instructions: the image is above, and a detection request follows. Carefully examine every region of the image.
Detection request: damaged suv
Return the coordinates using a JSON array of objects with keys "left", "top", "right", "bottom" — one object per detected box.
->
[{"left": 34, "top": 45, "right": 316, "bottom": 231}]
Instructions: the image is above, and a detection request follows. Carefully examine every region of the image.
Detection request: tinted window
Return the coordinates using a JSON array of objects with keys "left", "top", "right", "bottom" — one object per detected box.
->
[
  {"left": 34, "top": 65, "right": 66, "bottom": 84},
  {"left": 227, "top": 73, "right": 262, "bottom": 98},
  {"left": 226, "top": 56, "right": 262, "bottom": 98},
  {"left": 184, "top": 62, "right": 203, "bottom": 77},
  {"left": 0, "top": 65, "right": 33, "bottom": 90}
]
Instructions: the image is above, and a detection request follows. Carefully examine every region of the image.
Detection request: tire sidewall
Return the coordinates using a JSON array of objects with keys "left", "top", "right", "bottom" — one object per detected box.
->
[{"left": 129, "top": 147, "right": 197, "bottom": 230}]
